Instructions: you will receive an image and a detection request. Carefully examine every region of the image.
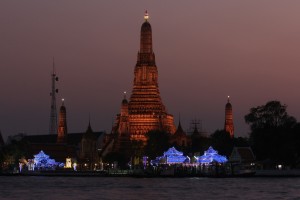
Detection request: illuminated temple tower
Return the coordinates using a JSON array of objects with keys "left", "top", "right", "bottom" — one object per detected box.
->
[
  {"left": 57, "top": 99, "right": 68, "bottom": 143},
  {"left": 224, "top": 96, "right": 234, "bottom": 138},
  {"left": 111, "top": 11, "right": 176, "bottom": 150}
]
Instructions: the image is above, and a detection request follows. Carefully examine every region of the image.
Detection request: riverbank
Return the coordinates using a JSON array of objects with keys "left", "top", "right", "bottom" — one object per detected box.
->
[
  {"left": 2, "top": 169, "right": 300, "bottom": 178},
  {"left": 255, "top": 169, "right": 300, "bottom": 177}
]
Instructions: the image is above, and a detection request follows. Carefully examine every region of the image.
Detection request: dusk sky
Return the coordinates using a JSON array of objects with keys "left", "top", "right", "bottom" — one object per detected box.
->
[{"left": 1, "top": 1, "right": 300, "bottom": 140}]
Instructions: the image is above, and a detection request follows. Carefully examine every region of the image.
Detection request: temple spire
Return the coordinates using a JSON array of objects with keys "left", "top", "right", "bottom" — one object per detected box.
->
[
  {"left": 139, "top": 10, "right": 153, "bottom": 55},
  {"left": 177, "top": 113, "right": 183, "bottom": 133},
  {"left": 224, "top": 96, "right": 234, "bottom": 138},
  {"left": 178, "top": 113, "right": 182, "bottom": 127},
  {"left": 57, "top": 98, "right": 68, "bottom": 143},
  {"left": 87, "top": 113, "right": 93, "bottom": 133},
  {"left": 108, "top": 11, "right": 176, "bottom": 154}
]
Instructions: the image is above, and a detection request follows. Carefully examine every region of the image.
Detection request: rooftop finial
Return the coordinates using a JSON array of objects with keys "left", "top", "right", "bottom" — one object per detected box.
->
[
  {"left": 144, "top": 10, "right": 149, "bottom": 21},
  {"left": 227, "top": 96, "right": 230, "bottom": 103},
  {"left": 62, "top": 98, "right": 65, "bottom": 106},
  {"left": 123, "top": 91, "right": 127, "bottom": 99}
]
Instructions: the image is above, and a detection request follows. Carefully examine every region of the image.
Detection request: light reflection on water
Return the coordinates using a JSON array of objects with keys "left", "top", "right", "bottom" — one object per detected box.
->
[{"left": 0, "top": 176, "right": 300, "bottom": 200}]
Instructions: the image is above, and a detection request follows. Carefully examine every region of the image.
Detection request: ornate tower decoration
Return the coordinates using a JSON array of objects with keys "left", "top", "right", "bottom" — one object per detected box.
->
[
  {"left": 111, "top": 11, "right": 176, "bottom": 150},
  {"left": 224, "top": 96, "right": 234, "bottom": 138},
  {"left": 119, "top": 92, "right": 129, "bottom": 134},
  {"left": 57, "top": 99, "right": 68, "bottom": 143},
  {"left": 49, "top": 58, "right": 59, "bottom": 134}
]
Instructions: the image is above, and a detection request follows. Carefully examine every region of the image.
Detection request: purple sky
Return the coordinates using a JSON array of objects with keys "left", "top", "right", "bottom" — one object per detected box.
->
[{"left": 1, "top": 1, "right": 300, "bottom": 140}]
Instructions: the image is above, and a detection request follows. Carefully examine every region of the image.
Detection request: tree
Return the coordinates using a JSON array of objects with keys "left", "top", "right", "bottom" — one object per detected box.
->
[
  {"left": 1, "top": 133, "right": 30, "bottom": 171},
  {"left": 210, "top": 130, "right": 234, "bottom": 157},
  {"left": 191, "top": 134, "right": 210, "bottom": 156},
  {"left": 245, "top": 101, "right": 298, "bottom": 166},
  {"left": 103, "top": 151, "right": 128, "bottom": 168},
  {"left": 245, "top": 101, "right": 296, "bottom": 131},
  {"left": 144, "top": 130, "right": 170, "bottom": 160},
  {"left": 129, "top": 140, "right": 144, "bottom": 167}
]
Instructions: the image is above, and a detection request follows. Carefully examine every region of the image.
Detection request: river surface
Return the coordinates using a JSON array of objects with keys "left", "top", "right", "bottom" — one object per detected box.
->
[{"left": 0, "top": 176, "right": 299, "bottom": 200}]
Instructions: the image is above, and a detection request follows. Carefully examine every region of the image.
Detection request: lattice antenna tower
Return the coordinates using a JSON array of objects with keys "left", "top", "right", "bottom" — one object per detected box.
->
[
  {"left": 189, "top": 119, "right": 202, "bottom": 134},
  {"left": 49, "top": 57, "right": 59, "bottom": 134}
]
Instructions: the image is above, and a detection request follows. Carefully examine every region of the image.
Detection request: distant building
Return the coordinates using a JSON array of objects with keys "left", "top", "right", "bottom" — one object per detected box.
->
[
  {"left": 107, "top": 11, "right": 176, "bottom": 154},
  {"left": 229, "top": 147, "right": 256, "bottom": 174},
  {"left": 79, "top": 122, "right": 100, "bottom": 169},
  {"left": 24, "top": 102, "right": 104, "bottom": 170},
  {"left": 230, "top": 147, "right": 255, "bottom": 164},
  {"left": 224, "top": 96, "right": 234, "bottom": 138}
]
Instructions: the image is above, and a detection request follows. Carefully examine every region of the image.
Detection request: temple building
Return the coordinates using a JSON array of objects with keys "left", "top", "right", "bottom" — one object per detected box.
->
[
  {"left": 109, "top": 11, "right": 176, "bottom": 152},
  {"left": 79, "top": 121, "right": 99, "bottom": 169},
  {"left": 170, "top": 119, "right": 190, "bottom": 148},
  {"left": 224, "top": 96, "right": 234, "bottom": 138}
]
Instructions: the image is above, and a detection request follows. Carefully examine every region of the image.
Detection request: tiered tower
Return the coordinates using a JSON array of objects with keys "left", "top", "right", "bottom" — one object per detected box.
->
[
  {"left": 57, "top": 99, "right": 68, "bottom": 143},
  {"left": 112, "top": 11, "right": 176, "bottom": 149},
  {"left": 224, "top": 96, "right": 234, "bottom": 138}
]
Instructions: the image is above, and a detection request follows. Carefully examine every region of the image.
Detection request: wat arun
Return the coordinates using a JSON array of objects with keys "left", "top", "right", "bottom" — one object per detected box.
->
[{"left": 109, "top": 11, "right": 176, "bottom": 152}]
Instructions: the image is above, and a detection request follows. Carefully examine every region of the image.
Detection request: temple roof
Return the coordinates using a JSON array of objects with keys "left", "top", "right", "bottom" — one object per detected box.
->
[
  {"left": 82, "top": 122, "right": 97, "bottom": 140},
  {"left": 174, "top": 121, "right": 186, "bottom": 137}
]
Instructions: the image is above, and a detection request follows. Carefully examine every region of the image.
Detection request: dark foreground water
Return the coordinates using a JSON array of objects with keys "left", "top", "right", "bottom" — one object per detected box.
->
[{"left": 0, "top": 176, "right": 300, "bottom": 200}]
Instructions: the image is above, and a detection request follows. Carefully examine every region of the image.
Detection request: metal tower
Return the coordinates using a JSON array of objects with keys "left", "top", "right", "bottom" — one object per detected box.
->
[{"left": 49, "top": 57, "right": 59, "bottom": 134}]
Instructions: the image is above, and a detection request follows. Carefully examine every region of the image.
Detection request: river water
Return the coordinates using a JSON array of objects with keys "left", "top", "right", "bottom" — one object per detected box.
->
[{"left": 0, "top": 176, "right": 299, "bottom": 200}]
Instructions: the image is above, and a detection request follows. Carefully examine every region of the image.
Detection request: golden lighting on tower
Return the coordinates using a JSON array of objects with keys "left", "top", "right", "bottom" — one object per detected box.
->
[{"left": 144, "top": 10, "right": 149, "bottom": 21}]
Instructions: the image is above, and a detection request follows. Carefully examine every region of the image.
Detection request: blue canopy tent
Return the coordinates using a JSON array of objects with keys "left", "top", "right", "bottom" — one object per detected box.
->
[
  {"left": 151, "top": 147, "right": 190, "bottom": 165},
  {"left": 33, "top": 150, "right": 63, "bottom": 170},
  {"left": 197, "top": 146, "right": 228, "bottom": 164}
]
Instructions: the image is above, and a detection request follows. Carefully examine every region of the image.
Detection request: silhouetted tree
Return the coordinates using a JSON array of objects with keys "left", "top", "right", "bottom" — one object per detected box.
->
[
  {"left": 210, "top": 130, "right": 234, "bottom": 157},
  {"left": 245, "top": 101, "right": 299, "bottom": 167},
  {"left": 1, "top": 133, "right": 30, "bottom": 171},
  {"left": 245, "top": 101, "right": 296, "bottom": 131},
  {"left": 233, "top": 137, "right": 249, "bottom": 147},
  {"left": 103, "top": 152, "right": 128, "bottom": 168},
  {"left": 144, "top": 130, "right": 170, "bottom": 159},
  {"left": 191, "top": 134, "right": 210, "bottom": 155},
  {"left": 128, "top": 140, "right": 144, "bottom": 167}
]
